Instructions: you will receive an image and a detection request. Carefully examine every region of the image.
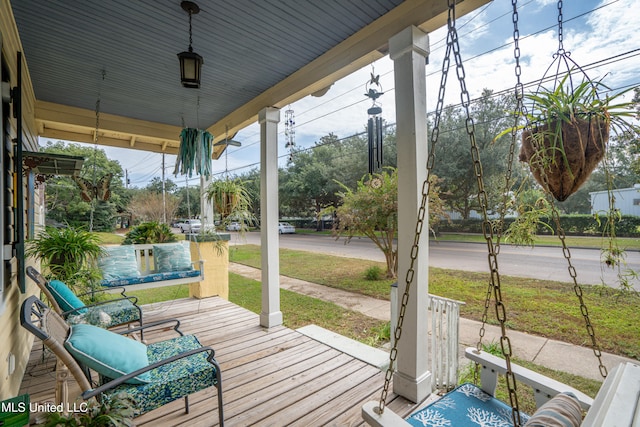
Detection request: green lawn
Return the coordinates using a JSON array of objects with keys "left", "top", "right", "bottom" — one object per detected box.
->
[
  {"left": 230, "top": 244, "right": 640, "bottom": 360},
  {"left": 433, "top": 232, "right": 640, "bottom": 250},
  {"left": 122, "top": 273, "right": 389, "bottom": 347}
]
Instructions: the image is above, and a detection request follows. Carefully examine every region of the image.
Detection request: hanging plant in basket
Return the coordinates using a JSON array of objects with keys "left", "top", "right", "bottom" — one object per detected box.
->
[
  {"left": 205, "top": 178, "right": 253, "bottom": 222},
  {"left": 501, "top": 74, "right": 636, "bottom": 201}
]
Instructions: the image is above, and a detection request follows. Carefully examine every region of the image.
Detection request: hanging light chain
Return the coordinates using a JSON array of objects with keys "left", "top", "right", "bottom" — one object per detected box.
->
[{"left": 188, "top": 9, "right": 194, "bottom": 51}]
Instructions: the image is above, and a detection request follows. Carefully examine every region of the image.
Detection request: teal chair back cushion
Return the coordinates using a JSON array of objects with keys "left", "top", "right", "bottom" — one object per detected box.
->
[
  {"left": 46, "top": 280, "right": 87, "bottom": 314},
  {"left": 64, "top": 324, "right": 150, "bottom": 384}
]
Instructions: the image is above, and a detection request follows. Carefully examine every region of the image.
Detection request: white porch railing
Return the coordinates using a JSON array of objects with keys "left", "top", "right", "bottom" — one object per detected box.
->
[{"left": 390, "top": 284, "right": 464, "bottom": 391}]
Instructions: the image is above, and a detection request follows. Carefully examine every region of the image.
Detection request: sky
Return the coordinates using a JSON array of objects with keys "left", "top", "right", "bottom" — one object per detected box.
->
[{"left": 41, "top": 0, "right": 640, "bottom": 189}]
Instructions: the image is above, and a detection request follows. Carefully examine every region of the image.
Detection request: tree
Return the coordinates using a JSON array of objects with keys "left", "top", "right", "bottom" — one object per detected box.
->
[
  {"left": 128, "top": 190, "right": 179, "bottom": 224},
  {"left": 282, "top": 134, "right": 345, "bottom": 227},
  {"left": 42, "top": 141, "right": 127, "bottom": 231},
  {"left": 330, "top": 168, "right": 447, "bottom": 279},
  {"left": 433, "top": 89, "right": 519, "bottom": 218},
  {"left": 146, "top": 177, "right": 178, "bottom": 194},
  {"left": 174, "top": 186, "right": 200, "bottom": 218},
  {"left": 281, "top": 128, "right": 398, "bottom": 228},
  {"left": 332, "top": 169, "right": 398, "bottom": 278}
]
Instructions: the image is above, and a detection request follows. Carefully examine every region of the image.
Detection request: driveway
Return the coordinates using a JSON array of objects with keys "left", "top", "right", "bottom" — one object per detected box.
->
[{"left": 228, "top": 231, "right": 640, "bottom": 289}]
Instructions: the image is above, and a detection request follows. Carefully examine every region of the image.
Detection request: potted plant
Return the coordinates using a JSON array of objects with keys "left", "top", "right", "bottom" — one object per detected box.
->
[
  {"left": 205, "top": 178, "right": 255, "bottom": 229},
  {"left": 511, "top": 74, "right": 636, "bottom": 201},
  {"left": 26, "top": 225, "right": 105, "bottom": 295},
  {"left": 35, "top": 392, "right": 136, "bottom": 427}
]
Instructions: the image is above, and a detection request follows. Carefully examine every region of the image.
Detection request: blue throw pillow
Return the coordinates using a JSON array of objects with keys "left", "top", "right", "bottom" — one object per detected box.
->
[
  {"left": 64, "top": 324, "right": 150, "bottom": 384},
  {"left": 46, "top": 280, "right": 87, "bottom": 314},
  {"left": 153, "top": 242, "right": 193, "bottom": 273},
  {"left": 98, "top": 245, "right": 140, "bottom": 280}
]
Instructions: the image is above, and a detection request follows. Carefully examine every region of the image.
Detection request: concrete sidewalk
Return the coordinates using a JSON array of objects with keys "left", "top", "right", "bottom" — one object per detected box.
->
[{"left": 229, "top": 262, "right": 635, "bottom": 382}]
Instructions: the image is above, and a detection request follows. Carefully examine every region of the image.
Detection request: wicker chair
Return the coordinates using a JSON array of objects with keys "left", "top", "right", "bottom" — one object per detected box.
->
[
  {"left": 26, "top": 266, "right": 143, "bottom": 336},
  {"left": 21, "top": 295, "right": 224, "bottom": 425}
]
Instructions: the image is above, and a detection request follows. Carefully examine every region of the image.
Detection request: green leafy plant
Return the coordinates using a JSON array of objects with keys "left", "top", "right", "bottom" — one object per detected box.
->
[
  {"left": 122, "top": 222, "right": 177, "bottom": 244},
  {"left": 27, "top": 226, "right": 105, "bottom": 294},
  {"left": 498, "top": 74, "right": 637, "bottom": 202},
  {"left": 364, "top": 265, "right": 383, "bottom": 281},
  {"left": 504, "top": 188, "right": 554, "bottom": 247},
  {"left": 205, "top": 178, "right": 255, "bottom": 231},
  {"left": 36, "top": 392, "right": 136, "bottom": 427}
]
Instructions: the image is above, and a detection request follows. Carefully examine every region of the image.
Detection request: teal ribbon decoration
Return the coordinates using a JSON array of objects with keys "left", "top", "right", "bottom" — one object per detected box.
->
[{"left": 174, "top": 128, "right": 213, "bottom": 178}]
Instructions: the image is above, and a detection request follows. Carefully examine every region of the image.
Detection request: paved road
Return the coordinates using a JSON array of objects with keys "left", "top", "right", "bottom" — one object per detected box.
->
[{"left": 228, "top": 231, "right": 640, "bottom": 289}]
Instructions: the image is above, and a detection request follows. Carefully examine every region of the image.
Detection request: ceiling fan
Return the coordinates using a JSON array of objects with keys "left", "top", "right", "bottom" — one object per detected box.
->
[{"left": 214, "top": 139, "right": 242, "bottom": 147}]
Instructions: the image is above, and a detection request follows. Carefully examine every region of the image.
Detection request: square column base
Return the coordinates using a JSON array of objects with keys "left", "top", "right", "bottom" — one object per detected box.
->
[
  {"left": 393, "top": 370, "right": 432, "bottom": 403},
  {"left": 260, "top": 311, "right": 283, "bottom": 329}
]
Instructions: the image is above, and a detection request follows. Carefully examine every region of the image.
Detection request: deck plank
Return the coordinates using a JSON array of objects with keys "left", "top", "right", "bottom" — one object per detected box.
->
[{"left": 20, "top": 297, "right": 428, "bottom": 426}]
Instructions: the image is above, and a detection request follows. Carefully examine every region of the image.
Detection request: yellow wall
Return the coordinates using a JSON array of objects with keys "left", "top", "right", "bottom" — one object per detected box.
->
[{"left": 0, "top": 0, "right": 43, "bottom": 400}]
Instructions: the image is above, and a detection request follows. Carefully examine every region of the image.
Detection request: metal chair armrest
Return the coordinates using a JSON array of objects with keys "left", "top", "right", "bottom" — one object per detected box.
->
[
  {"left": 82, "top": 346, "right": 217, "bottom": 399},
  {"left": 116, "top": 318, "right": 183, "bottom": 337}
]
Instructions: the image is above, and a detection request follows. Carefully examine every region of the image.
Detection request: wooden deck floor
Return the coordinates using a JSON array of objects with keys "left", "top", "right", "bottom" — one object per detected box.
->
[{"left": 20, "top": 297, "right": 427, "bottom": 426}]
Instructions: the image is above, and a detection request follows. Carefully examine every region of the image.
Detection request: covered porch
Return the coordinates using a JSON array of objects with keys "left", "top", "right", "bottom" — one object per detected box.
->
[
  {"left": 3, "top": 0, "right": 490, "bottom": 415},
  {"left": 20, "top": 297, "right": 427, "bottom": 426}
]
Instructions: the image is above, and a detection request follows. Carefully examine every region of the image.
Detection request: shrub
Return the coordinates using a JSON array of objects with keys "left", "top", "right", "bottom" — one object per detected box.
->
[
  {"left": 123, "top": 222, "right": 177, "bottom": 244},
  {"left": 364, "top": 265, "right": 383, "bottom": 281}
]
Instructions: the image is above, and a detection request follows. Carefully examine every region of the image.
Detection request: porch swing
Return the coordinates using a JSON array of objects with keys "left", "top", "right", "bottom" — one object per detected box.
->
[
  {"left": 98, "top": 112, "right": 209, "bottom": 291},
  {"left": 362, "top": 1, "right": 640, "bottom": 426}
]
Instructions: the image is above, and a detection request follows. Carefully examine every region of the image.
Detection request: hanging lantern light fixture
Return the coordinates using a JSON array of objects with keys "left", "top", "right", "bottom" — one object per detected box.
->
[{"left": 177, "top": 1, "right": 203, "bottom": 88}]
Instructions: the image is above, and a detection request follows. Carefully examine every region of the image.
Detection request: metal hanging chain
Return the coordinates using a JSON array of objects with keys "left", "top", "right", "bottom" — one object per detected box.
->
[
  {"left": 525, "top": 128, "right": 608, "bottom": 378},
  {"left": 376, "top": 0, "right": 456, "bottom": 416},
  {"left": 88, "top": 70, "right": 106, "bottom": 232},
  {"left": 475, "top": 0, "right": 523, "bottom": 380},
  {"left": 556, "top": 0, "right": 564, "bottom": 54},
  {"left": 524, "top": 0, "right": 608, "bottom": 380},
  {"left": 449, "top": 2, "right": 521, "bottom": 424}
]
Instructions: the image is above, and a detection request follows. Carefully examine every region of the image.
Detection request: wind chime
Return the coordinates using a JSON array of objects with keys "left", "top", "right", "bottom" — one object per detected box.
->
[
  {"left": 284, "top": 107, "right": 296, "bottom": 162},
  {"left": 365, "top": 67, "right": 384, "bottom": 175},
  {"left": 72, "top": 71, "right": 113, "bottom": 231}
]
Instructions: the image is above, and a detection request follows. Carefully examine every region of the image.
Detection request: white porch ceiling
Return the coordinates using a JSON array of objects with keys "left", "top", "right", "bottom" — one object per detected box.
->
[{"left": 10, "top": 0, "right": 489, "bottom": 159}]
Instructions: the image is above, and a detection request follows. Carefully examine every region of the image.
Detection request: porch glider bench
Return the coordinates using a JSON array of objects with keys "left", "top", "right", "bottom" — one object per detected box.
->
[
  {"left": 99, "top": 242, "right": 204, "bottom": 291},
  {"left": 363, "top": 347, "right": 640, "bottom": 426}
]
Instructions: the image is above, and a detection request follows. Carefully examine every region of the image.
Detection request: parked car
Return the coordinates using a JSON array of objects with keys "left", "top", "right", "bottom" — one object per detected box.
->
[
  {"left": 179, "top": 219, "right": 201, "bottom": 233},
  {"left": 278, "top": 222, "right": 295, "bottom": 234},
  {"left": 226, "top": 222, "right": 241, "bottom": 231}
]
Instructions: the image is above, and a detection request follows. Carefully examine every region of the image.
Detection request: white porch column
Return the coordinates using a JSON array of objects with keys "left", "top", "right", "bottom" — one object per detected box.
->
[
  {"left": 259, "top": 107, "right": 283, "bottom": 328},
  {"left": 389, "top": 26, "right": 431, "bottom": 403}
]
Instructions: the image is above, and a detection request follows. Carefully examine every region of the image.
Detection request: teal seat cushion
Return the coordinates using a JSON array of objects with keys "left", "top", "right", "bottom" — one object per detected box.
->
[
  {"left": 100, "top": 269, "right": 201, "bottom": 288},
  {"left": 64, "top": 324, "right": 150, "bottom": 384},
  {"left": 406, "top": 383, "right": 530, "bottom": 426},
  {"left": 98, "top": 245, "right": 140, "bottom": 280},
  {"left": 46, "top": 280, "right": 87, "bottom": 314},
  {"left": 66, "top": 299, "right": 141, "bottom": 329},
  {"left": 153, "top": 242, "right": 193, "bottom": 273},
  {"left": 102, "top": 335, "right": 218, "bottom": 414}
]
